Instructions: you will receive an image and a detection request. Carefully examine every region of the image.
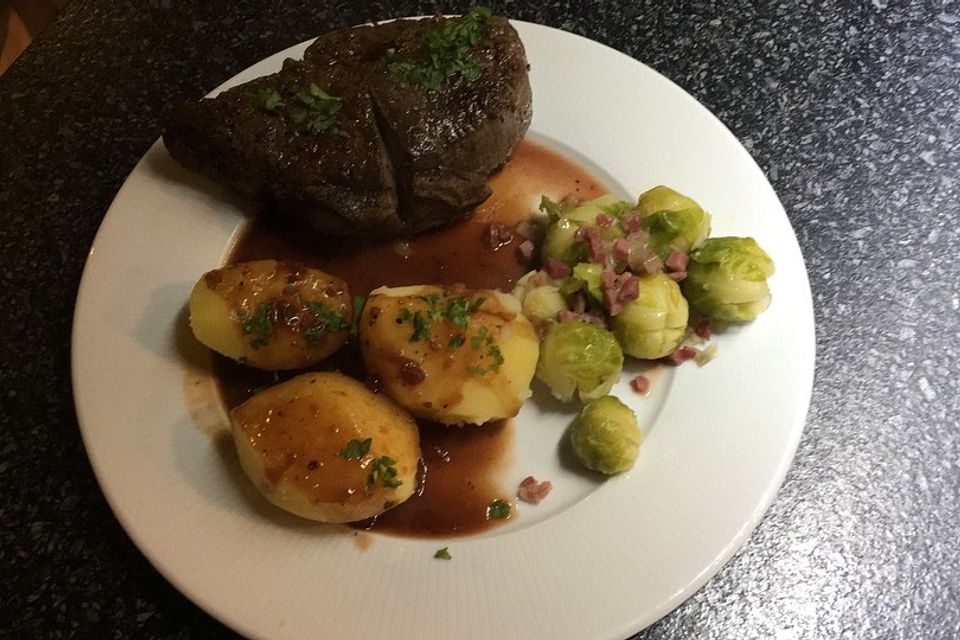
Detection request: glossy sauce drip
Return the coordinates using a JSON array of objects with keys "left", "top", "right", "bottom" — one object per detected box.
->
[
  {"left": 216, "top": 139, "right": 608, "bottom": 537},
  {"left": 362, "top": 420, "right": 513, "bottom": 537}
]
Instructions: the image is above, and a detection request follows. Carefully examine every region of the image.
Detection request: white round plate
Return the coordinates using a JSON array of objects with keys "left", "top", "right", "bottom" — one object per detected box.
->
[{"left": 72, "top": 20, "right": 815, "bottom": 640}]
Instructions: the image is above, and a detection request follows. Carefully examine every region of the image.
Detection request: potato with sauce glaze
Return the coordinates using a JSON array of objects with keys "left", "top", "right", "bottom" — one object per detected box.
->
[
  {"left": 189, "top": 259, "right": 352, "bottom": 370},
  {"left": 230, "top": 372, "right": 420, "bottom": 523},
  {"left": 360, "top": 285, "right": 538, "bottom": 425}
]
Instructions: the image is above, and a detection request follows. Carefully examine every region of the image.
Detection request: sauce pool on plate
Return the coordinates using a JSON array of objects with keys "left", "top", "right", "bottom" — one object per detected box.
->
[{"left": 215, "top": 140, "right": 608, "bottom": 537}]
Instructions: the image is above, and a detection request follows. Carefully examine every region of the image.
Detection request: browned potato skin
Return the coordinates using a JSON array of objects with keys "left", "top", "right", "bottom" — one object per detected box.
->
[
  {"left": 189, "top": 259, "right": 352, "bottom": 370},
  {"left": 230, "top": 371, "right": 420, "bottom": 523}
]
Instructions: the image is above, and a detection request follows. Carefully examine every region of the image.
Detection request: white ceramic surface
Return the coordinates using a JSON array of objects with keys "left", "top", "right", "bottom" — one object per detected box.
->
[{"left": 72, "top": 21, "right": 815, "bottom": 640}]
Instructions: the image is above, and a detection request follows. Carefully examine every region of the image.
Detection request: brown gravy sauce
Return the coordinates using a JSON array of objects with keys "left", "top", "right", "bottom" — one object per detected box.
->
[{"left": 215, "top": 140, "right": 607, "bottom": 538}]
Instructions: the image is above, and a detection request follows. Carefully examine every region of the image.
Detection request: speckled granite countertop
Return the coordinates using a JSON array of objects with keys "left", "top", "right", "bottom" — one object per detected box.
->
[{"left": 2, "top": 0, "right": 958, "bottom": 637}]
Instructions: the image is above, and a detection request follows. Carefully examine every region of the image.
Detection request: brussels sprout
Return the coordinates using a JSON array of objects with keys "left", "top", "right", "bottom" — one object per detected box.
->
[
  {"left": 522, "top": 285, "right": 568, "bottom": 325},
  {"left": 569, "top": 396, "right": 643, "bottom": 474},
  {"left": 635, "top": 186, "right": 711, "bottom": 257},
  {"left": 541, "top": 196, "right": 627, "bottom": 265},
  {"left": 571, "top": 262, "right": 603, "bottom": 304},
  {"left": 680, "top": 237, "right": 775, "bottom": 321},
  {"left": 611, "top": 273, "right": 689, "bottom": 359},
  {"left": 636, "top": 185, "right": 702, "bottom": 217},
  {"left": 536, "top": 322, "right": 623, "bottom": 402}
]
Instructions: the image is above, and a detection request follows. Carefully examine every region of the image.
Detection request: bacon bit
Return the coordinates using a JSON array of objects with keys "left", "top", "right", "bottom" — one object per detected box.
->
[
  {"left": 485, "top": 222, "right": 514, "bottom": 251},
  {"left": 667, "top": 271, "right": 687, "bottom": 282},
  {"left": 601, "top": 271, "right": 639, "bottom": 316},
  {"left": 556, "top": 309, "right": 580, "bottom": 323},
  {"left": 665, "top": 250, "right": 689, "bottom": 272},
  {"left": 595, "top": 213, "right": 613, "bottom": 229},
  {"left": 575, "top": 226, "right": 607, "bottom": 263},
  {"left": 622, "top": 213, "right": 644, "bottom": 232},
  {"left": 612, "top": 238, "right": 630, "bottom": 262},
  {"left": 617, "top": 274, "right": 639, "bottom": 302},
  {"left": 630, "top": 375, "right": 650, "bottom": 394},
  {"left": 544, "top": 257, "right": 572, "bottom": 279},
  {"left": 517, "top": 239, "right": 535, "bottom": 262},
  {"left": 664, "top": 346, "right": 698, "bottom": 365},
  {"left": 517, "top": 476, "right": 552, "bottom": 504},
  {"left": 695, "top": 319, "right": 712, "bottom": 340}
]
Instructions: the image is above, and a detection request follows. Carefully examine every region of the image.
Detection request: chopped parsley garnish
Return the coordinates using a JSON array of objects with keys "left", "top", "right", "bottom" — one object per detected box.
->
[
  {"left": 467, "top": 343, "right": 503, "bottom": 376},
  {"left": 253, "top": 86, "right": 285, "bottom": 112},
  {"left": 383, "top": 7, "right": 492, "bottom": 91},
  {"left": 350, "top": 295, "right": 367, "bottom": 335},
  {"left": 302, "top": 300, "right": 346, "bottom": 346},
  {"left": 418, "top": 294, "right": 444, "bottom": 320},
  {"left": 339, "top": 440, "right": 401, "bottom": 491},
  {"left": 339, "top": 437, "right": 372, "bottom": 460},
  {"left": 448, "top": 334, "right": 465, "bottom": 350},
  {"left": 411, "top": 312, "right": 432, "bottom": 342},
  {"left": 289, "top": 83, "right": 343, "bottom": 134},
  {"left": 237, "top": 302, "right": 276, "bottom": 349},
  {"left": 467, "top": 325, "right": 502, "bottom": 375},
  {"left": 487, "top": 499, "right": 511, "bottom": 519},
  {"left": 397, "top": 294, "right": 484, "bottom": 344},
  {"left": 368, "top": 456, "right": 403, "bottom": 490},
  {"left": 470, "top": 325, "right": 490, "bottom": 350},
  {"left": 434, "top": 547, "right": 452, "bottom": 560},
  {"left": 446, "top": 296, "right": 485, "bottom": 329}
]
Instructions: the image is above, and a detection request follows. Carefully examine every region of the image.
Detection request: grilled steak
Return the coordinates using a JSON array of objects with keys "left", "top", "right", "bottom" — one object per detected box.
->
[{"left": 163, "top": 11, "right": 532, "bottom": 236}]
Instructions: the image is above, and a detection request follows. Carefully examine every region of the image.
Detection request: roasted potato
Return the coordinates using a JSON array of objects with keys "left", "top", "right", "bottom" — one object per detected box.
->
[
  {"left": 189, "top": 259, "right": 352, "bottom": 370},
  {"left": 230, "top": 372, "right": 420, "bottom": 523},
  {"left": 359, "top": 285, "right": 539, "bottom": 425}
]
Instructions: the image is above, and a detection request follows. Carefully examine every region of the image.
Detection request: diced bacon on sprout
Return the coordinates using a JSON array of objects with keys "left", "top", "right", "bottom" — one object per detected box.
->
[
  {"left": 544, "top": 257, "right": 572, "bottom": 279},
  {"left": 601, "top": 270, "right": 639, "bottom": 316},
  {"left": 665, "top": 250, "right": 689, "bottom": 273}
]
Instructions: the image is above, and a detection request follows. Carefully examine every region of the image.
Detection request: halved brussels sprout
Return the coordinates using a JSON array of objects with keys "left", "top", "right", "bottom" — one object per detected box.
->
[
  {"left": 569, "top": 395, "right": 643, "bottom": 474},
  {"left": 680, "top": 237, "right": 775, "bottom": 321},
  {"left": 610, "top": 273, "right": 688, "bottom": 359},
  {"left": 536, "top": 321, "right": 623, "bottom": 402}
]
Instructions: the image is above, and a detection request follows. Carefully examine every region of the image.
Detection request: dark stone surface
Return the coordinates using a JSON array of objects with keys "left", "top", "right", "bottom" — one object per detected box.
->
[{"left": 1, "top": 0, "right": 958, "bottom": 638}]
